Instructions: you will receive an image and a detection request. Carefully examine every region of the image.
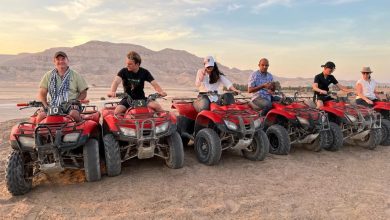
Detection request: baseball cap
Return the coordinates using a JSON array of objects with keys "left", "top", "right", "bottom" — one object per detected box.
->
[
  {"left": 54, "top": 51, "right": 68, "bottom": 58},
  {"left": 204, "top": 56, "right": 215, "bottom": 68},
  {"left": 321, "top": 61, "right": 335, "bottom": 69}
]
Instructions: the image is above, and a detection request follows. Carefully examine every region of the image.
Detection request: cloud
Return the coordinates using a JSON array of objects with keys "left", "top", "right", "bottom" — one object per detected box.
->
[
  {"left": 326, "top": 0, "right": 363, "bottom": 5},
  {"left": 227, "top": 3, "right": 243, "bottom": 11},
  {"left": 252, "top": 0, "right": 292, "bottom": 12},
  {"left": 46, "top": 0, "right": 104, "bottom": 19}
]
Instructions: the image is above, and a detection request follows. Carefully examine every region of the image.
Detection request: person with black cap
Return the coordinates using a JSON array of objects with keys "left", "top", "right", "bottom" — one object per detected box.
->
[
  {"left": 312, "top": 61, "right": 351, "bottom": 108},
  {"left": 37, "top": 51, "right": 88, "bottom": 122},
  {"left": 355, "top": 66, "right": 379, "bottom": 107}
]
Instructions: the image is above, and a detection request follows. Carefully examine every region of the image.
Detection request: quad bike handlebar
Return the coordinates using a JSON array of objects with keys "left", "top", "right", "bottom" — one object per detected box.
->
[
  {"left": 17, "top": 99, "right": 89, "bottom": 110},
  {"left": 115, "top": 92, "right": 166, "bottom": 101}
]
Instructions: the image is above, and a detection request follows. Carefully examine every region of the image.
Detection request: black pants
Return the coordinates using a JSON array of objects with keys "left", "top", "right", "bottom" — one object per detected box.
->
[
  {"left": 355, "top": 98, "right": 378, "bottom": 108},
  {"left": 316, "top": 94, "right": 334, "bottom": 102}
]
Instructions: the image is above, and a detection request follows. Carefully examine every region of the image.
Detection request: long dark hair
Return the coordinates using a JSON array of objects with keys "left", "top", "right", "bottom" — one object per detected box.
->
[{"left": 209, "top": 63, "right": 225, "bottom": 84}]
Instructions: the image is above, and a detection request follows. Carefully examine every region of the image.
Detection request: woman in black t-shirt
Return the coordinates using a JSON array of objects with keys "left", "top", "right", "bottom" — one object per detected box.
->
[
  {"left": 107, "top": 51, "right": 167, "bottom": 114},
  {"left": 312, "top": 61, "right": 352, "bottom": 108}
]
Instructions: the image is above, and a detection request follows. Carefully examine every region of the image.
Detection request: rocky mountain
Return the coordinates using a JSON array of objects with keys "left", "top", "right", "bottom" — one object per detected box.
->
[
  {"left": 0, "top": 41, "right": 253, "bottom": 88},
  {"left": 0, "top": 41, "right": 386, "bottom": 89}
]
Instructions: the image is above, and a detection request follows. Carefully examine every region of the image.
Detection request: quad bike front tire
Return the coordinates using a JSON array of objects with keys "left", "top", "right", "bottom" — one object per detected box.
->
[
  {"left": 6, "top": 150, "right": 33, "bottom": 196},
  {"left": 266, "top": 124, "right": 291, "bottom": 155},
  {"left": 165, "top": 131, "right": 184, "bottom": 169},
  {"left": 194, "top": 128, "right": 222, "bottom": 165},
  {"left": 103, "top": 134, "right": 122, "bottom": 177},
  {"left": 176, "top": 116, "right": 191, "bottom": 147},
  {"left": 242, "top": 130, "right": 269, "bottom": 161},
  {"left": 358, "top": 128, "right": 381, "bottom": 150},
  {"left": 322, "top": 122, "right": 343, "bottom": 151},
  {"left": 83, "top": 138, "right": 102, "bottom": 182},
  {"left": 380, "top": 119, "right": 390, "bottom": 146}
]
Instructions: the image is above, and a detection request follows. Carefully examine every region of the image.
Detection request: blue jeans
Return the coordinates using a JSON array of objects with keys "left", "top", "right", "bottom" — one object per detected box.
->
[{"left": 251, "top": 96, "right": 281, "bottom": 116}]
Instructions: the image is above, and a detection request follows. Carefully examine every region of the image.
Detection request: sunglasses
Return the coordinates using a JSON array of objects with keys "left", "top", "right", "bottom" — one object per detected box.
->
[{"left": 362, "top": 72, "right": 371, "bottom": 75}]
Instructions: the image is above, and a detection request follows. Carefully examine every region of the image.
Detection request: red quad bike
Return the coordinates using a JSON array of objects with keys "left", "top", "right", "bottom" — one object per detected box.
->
[
  {"left": 172, "top": 92, "right": 269, "bottom": 166},
  {"left": 320, "top": 92, "right": 382, "bottom": 150},
  {"left": 102, "top": 93, "right": 184, "bottom": 177},
  {"left": 368, "top": 91, "right": 390, "bottom": 146},
  {"left": 6, "top": 100, "right": 102, "bottom": 196},
  {"left": 261, "top": 92, "right": 334, "bottom": 155}
]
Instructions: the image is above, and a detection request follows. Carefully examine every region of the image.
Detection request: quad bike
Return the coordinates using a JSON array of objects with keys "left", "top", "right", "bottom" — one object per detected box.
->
[
  {"left": 172, "top": 91, "right": 269, "bottom": 166},
  {"left": 363, "top": 91, "right": 390, "bottom": 146},
  {"left": 102, "top": 93, "right": 184, "bottom": 177},
  {"left": 319, "top": 91, "right": 382, "bottom": 150},
  {"left": 6, "top": 100, "right": 102, "bottom": 196},
  {"left": 260, "top": 91, "right": 335, "bottom": 155}
]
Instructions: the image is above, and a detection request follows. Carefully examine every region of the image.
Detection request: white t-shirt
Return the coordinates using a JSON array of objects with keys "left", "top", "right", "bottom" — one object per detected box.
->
[
  {"left": 195, "top": 68, "right": 233, "bottom": 93},
  {"left": 356, "top": 78, "right": 377, "bottom": 100}
]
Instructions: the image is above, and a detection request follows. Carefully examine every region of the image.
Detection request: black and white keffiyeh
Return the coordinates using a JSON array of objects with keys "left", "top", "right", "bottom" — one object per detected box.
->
[{"left": 48, "top": 68, "right": 71, "bottom": 107}]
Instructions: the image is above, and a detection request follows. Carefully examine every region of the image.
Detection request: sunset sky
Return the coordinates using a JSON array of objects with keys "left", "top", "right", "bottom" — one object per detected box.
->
[{"left": 0, "top": 0, "right": 389, "bottom": 82}]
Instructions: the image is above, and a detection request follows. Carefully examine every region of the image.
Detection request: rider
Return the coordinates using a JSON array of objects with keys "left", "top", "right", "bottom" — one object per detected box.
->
[
  {"left": 194, "top": 55, "right": 241, "bottom": 112},
  {"left": 248, "top": 58, "right": 280, "bottom": 116},
  {"left": 355, "top": 66, "right": 379, "bottom": 107},
  {"left": 312, "top": 61, "right": 352, "bottom": 108},
  {"left": 37, "top": 51, "right": 88, "bottom": 122},
  {"left": 107, "top": 51, "right": 167, "bottom": 114}
]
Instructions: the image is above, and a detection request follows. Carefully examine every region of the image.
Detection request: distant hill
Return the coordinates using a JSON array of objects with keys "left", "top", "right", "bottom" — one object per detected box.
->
[{"left": 0, "top": 41, "right": 388, "bottom": 89}]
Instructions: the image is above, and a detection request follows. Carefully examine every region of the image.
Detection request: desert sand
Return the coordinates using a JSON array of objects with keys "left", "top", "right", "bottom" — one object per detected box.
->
[{"left": 0, "top": 84, "right": 389, "bottom": 219}]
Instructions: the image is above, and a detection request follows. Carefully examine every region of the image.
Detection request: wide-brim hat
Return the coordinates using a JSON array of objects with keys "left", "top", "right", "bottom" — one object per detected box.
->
[{"left": 361, "top": 66, "right": 372, "bottom": 73}]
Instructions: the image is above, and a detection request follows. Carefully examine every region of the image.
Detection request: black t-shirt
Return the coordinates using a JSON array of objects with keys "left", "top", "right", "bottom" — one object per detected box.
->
[
  {"left": 313, "top": 73, "right": 338, "bottom": 96},
  {"left": 117, "top": 67, "right": 154, "bottom": 99}
]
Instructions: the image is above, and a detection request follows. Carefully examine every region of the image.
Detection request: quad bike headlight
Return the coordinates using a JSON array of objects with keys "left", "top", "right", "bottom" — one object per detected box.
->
[
  {"left": 120, "top": 127, "right": 137, "bottom": 137},
  {"left": 253, "top": 118, "right": 262, "bottom": 128},
  {"left": 224, "top": 120, "right": 238, "bottom": 131},
  {"left": 18, "top": 136, "right": 35, "bottom": 148},
  {"left": 297, "top": 116, "right": 310, "bottom": 129},
  {"left": 156, "top": 122, "right": 169, "bottom": 134},
  {"left": 345, "top": 114, "right": 357, "bottom": 123},
  {"left": 63, "top": 132, "right": 80, "bottom": 142}
]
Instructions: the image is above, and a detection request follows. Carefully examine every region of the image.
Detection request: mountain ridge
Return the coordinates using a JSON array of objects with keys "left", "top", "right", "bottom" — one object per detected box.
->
[{"left": 0, "top": 41, "right": 386, "bottom": 88}]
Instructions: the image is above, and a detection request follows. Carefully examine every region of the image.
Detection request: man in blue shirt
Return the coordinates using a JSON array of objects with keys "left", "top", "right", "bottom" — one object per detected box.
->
[{"left": 248, "top": 58, "right": 279, "bottom": 116}]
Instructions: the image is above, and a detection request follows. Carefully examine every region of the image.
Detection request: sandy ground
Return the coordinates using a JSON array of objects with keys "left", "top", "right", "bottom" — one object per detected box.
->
[{"left": 0, "top": 85, "right": 389, "bottom": 219}]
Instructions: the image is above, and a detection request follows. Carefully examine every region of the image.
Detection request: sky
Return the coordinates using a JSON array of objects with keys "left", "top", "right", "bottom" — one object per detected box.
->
[{"left": 0, "top": 0, "right": 389, "bottom": 82}]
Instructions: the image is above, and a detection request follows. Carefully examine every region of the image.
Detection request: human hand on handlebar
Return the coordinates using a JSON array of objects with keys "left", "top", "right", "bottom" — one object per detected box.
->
[
  {"left": 107, "top": 91, "right": 116, "bottom": 98},
  {"left": 366, "top": 99, "right": 374, "bottom": 105},
  {"left": 159, "top": 91, "right": 167, "bottom": 97},
  {"left": 319, "top": 90, "right": 328, "bottom": 95}
]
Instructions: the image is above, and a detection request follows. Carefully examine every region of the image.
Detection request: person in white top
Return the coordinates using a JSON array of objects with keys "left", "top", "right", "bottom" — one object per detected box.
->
[
  {"left": 193, "top": 55, "right": 241, "bottom": 112},
  {"left": 355, "top": 66, "right": 379, "bottom": 107}
]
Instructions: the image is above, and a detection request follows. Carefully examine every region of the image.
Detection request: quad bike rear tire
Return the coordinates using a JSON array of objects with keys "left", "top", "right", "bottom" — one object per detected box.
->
[
  {"left": 5, "top": 150, "right": 33, "bottom": 196},
  {"left": 380, "top": 119, "right": 390, "bottom": 146},
  {"left": 194, "top": 128, "right": 222, "bottom": 165},
  {"left": 103, "top": 134, "right": 122, "bottom": 177},
  {"left": 323, "top": 122, "right": 343, "bottom": 151},
  {"left": 83, "top": 138, "right": 101, "bottom": 182},
  {"left": 165, "top": 131, "right": 184, "bottom": 169},
  {"left": 358, "top": 128, "right": 381, "bottom": 150},
  {"left": 266, "top": 124, "right": 291, "bottom": 155},
  {"left": 242, "top": 130, "right": 269, "bottom": 161}
]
